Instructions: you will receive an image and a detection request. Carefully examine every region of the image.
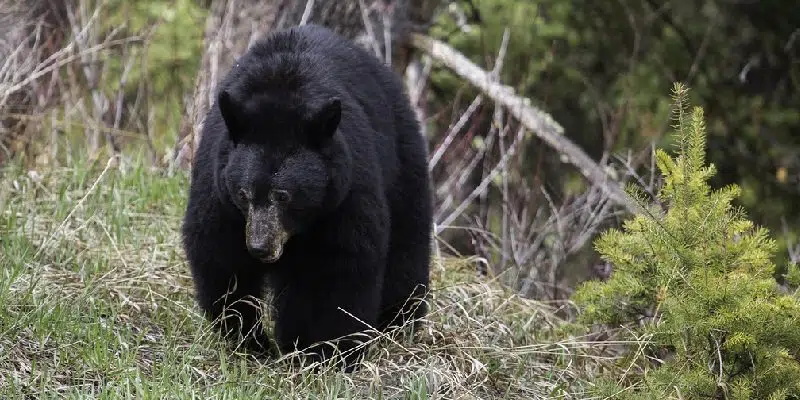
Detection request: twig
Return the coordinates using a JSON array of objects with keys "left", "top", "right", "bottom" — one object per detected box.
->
[
  {"left": 1, "top": 36, "right": 142, "bottom": 100},
  {"left": 381, "top": 1, "right": 393, "bottom": 66},
  {"left": 299, "top": 0, "right": 315, "bottom": 26},
  {"left": 34, "top": 155, "right": 118, "bottom": 259},
  {"left": 493, "top": 28, "right": 511, "bottom": 270},
  {"left": 428, "top": 94, "right": 483, "bottom": 170},
  {"left": 357, "top": 0, "right": 383, "bottom": 60},
  {"left": 433, "top": 121, "right": 499, "bottom": 223},
  {"left": 437, "top": 125, "right": 526, "bottom": 231}
]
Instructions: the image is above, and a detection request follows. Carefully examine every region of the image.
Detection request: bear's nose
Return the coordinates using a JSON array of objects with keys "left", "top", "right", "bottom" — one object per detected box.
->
[
  {"left": 247, "top": 245, "right": 281, "bottom": 263},
  {"left": 247, "top": 245, "right": 268, "bottom": 258}
]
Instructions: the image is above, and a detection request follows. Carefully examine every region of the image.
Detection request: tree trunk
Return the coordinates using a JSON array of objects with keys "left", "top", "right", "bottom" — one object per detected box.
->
[{"left": 171, "top": 0, "right": 442, "bottom": 170}]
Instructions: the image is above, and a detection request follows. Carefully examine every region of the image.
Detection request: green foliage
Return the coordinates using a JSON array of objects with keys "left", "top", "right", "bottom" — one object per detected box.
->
[
  {"left": 786, "top": 263, "right": 800, "bottom": 290},
  {"left": 430, "top": 1, "right": 800, "bottom": 269},
  {"left": 103, "top": 0, "right": 206, "bottom": 150},
  {"left": 573, "top": 83, "right": 800, "bottom": 399}
]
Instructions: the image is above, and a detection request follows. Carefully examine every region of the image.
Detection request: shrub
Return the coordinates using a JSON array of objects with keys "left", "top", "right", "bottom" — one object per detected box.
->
[{"left": 572, "top": 83, "right": 800, "bottom": 399}]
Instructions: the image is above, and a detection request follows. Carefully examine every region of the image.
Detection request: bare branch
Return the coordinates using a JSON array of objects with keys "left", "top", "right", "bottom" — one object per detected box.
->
[
  {"left": 437, "top": 124, "right": 526, "bottom": 231},
  {"left": 299, "top": 0, "right": 315, "bottom": 26},
  {"left": 357, "top": 0, "right": 383, "bottom": 60},
  {"left": 411, "top": 33, "right": 642, "bottom": 215},
  {"left": 428, "top": 94, "right": 482, "bottom": 170}
]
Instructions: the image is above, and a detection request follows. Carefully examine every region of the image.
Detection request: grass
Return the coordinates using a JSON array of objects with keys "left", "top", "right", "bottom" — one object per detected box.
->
[{"left": 0, "top": 154, "right": 596, "bottom": 399}]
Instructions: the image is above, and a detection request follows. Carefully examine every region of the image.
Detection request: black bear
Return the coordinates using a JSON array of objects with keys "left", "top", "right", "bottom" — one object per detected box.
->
[{"left": 181, "top": 24, "right": 433, "bottom": 371}]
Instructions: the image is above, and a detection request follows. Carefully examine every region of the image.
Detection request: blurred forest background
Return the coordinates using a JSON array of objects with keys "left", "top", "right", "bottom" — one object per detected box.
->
[{"left": 1, "top": 0, "right": 798, "bottom": 299}]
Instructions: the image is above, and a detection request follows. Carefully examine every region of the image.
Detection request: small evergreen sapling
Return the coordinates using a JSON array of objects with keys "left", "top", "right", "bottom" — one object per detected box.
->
[{"left": 573, "top": 83, "right": 800, "bottom": 399}]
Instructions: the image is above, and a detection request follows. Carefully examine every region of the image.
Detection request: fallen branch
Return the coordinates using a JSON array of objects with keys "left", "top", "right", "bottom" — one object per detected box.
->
[{"left": 410, "top": 33, "right": 642, "bottom": 214}]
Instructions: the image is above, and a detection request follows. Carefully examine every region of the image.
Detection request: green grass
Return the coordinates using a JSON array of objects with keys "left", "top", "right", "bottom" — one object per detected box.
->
[{"left": 0, "top": 155, "right": 594, "bottom": 399}]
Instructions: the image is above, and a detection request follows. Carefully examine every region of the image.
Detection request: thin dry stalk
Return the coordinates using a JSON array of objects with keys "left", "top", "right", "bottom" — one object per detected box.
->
[
  {"left": 428, "top": 94, "right": 483, "bottom": 170},
  {"left": 357, "top": 0, "right": 384, "bottom": 60},
  {"left": 299, "top": 0, "right": 316, "bottom": 26}
]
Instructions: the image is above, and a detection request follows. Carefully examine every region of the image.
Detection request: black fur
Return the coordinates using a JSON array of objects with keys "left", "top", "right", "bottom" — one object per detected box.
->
[{"left": 181, "top": 24, "right": 433, "bottom": 371}]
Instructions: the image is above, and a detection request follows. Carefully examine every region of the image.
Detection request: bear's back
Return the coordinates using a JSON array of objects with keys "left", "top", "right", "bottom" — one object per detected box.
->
[
  {"left": 248, "top": 24, "right": 402, "bottom": 97},
  {"left": 241, "top": 24, "right": 414, "bottom": 143}
]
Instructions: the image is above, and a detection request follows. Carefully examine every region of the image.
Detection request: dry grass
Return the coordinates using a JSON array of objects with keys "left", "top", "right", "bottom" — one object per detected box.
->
[{"left": 0, "top": 155, "right": 606, "bottom": 399}]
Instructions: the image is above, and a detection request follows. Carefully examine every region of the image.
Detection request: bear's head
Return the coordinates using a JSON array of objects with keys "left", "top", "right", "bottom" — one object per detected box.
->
[{"left": 215, "top": 88, "right": 352, "bottom": 264}]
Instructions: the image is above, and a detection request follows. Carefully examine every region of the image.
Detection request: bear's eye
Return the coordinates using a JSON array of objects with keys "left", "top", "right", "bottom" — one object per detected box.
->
[
  {"left": 237, "top": 188, "right": 249, "bottom": 202},
  {"left": 269, "top": 189, "right": 291, "bottom": 204}
]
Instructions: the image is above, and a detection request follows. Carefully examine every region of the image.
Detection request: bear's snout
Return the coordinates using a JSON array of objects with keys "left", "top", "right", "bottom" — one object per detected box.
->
[{"left": 245, "top": 205, "right": 289, "bottom": 263}]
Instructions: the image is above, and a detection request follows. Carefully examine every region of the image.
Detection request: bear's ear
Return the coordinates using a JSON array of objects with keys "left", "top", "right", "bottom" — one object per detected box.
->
[
  {"left": 307, "top": 97, "right": 341, "bottom": 146},
  {"left": 218, "top": 89, "right": 243, "bottom": 144}
]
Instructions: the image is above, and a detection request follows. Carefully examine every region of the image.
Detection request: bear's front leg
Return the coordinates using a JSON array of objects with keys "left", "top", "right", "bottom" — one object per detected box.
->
[
  {"left": 271, "top": 256, "right": 383, "bottom": 372},
  {"left": 182, "top": 207, "right": 274, "bottom": 356},
  {"left": 194, "top": 258, "right": 274, "bottom": 355}
]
